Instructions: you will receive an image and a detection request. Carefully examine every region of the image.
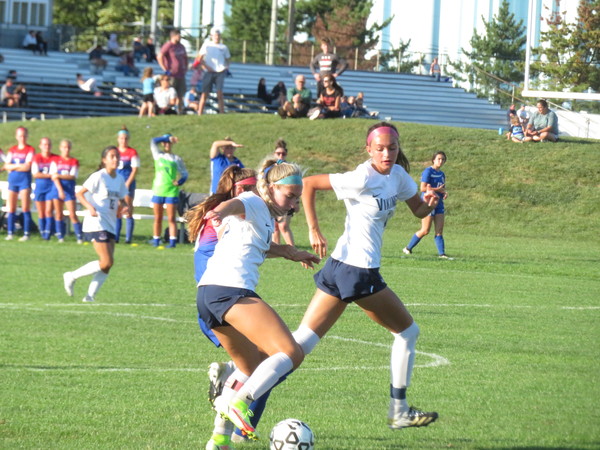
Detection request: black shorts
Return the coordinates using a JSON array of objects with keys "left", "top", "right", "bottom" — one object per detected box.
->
[
  {"left": 197, "top": 285, "right": 261, "bottom": 329},
  {"left": 85, "top": 230, "right": 116, "bottom": 243},
  {"left": 143, "top": 93, "right": 154, "bottom": 102},
  {"left": 314, "top": 258, "right": 387, "bottom": 303}
]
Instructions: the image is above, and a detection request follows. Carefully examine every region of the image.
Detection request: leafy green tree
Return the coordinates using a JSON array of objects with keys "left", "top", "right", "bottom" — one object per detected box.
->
[
  {"left": 53, "top": 0, "right": 105, "bottom": 29},
  {"left": 378, "top": 39, "right": 424, "bottom": 73},
  {"left": 455, "top": 0, "right": 526, "bottom": 106},
  {"left": 531, "top": 0, "right": 600, "bottom": 109},
  {"left": 223, "top": 0, "right": 275, "bottom": 63}
]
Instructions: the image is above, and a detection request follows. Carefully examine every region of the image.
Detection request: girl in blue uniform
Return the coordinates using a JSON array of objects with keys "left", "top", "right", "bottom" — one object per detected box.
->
[
  {"left": 299, "top": 122, "right": 439, "bottom": 430},
  {"left": 403, "top": 151, "right": 450, "bottom": 258},
  {"left": 31, "top": 137, "right": 57, "bottom": 240},
  {"left": 4, "top": 126, "right": 35, "bottom": 241},
  {"left": 50, "top": 139, "right": 83, "bottom": 243}
]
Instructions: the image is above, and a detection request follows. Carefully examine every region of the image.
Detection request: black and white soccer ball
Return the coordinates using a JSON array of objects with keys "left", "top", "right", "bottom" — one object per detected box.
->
[{"left": 269, "top": 418, "right": 315, "bottom": 450}]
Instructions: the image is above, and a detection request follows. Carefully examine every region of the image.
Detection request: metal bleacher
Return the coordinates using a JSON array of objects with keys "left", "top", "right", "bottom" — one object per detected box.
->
[{"left": 0, "top": 47, "right": 507, "bottom": 129}]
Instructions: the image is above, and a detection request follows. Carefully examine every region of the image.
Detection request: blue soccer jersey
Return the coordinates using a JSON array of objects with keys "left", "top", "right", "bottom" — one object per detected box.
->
[{"left": 421, "top": 166, "right": 445, "bottom": 199}]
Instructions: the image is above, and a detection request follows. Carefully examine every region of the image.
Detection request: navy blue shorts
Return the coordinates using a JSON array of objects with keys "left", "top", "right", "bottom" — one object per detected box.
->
[
  {"left": 152, "top": 195, "right": 179, "bottom": 205},
  {"left": 126, "top": 181, "right": 136, "bottom": 199},
  {"left": 85, "top": 231, "right": 116, "bottom": 243},
  {"left": 314, "top": 258, "right": 387, "bottom": 303},
  {"left": 197, "top": 285, "right": 261, "bottom": 330}
]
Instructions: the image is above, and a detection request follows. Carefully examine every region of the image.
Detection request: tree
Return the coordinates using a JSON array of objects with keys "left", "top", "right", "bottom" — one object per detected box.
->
[
  {"left": 456, "top": 0, "right": 527, "bottom": 106},
  {"left": 531, "top": 0, "right": 600, "bottom": 107},
  {"left": 223, "top": 0, "right": 275, "bottom": 63},
  {"left": 53, "top": 0, "right": 105, "bottom": 29}
]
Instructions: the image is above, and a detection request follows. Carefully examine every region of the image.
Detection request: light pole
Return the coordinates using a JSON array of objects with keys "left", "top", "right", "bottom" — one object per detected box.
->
[{"left": 267, "top": 0, "right": 278, "bottom": 65}]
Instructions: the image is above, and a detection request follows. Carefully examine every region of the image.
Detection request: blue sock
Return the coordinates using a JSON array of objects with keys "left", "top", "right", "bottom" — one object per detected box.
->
[
  {"left": 152, "top": 237, "right": 160, "bottom": 247},
  {"left": 434, "top": 235, "right": 445, "bottom": 255},
  {"left": 61, "top": 220, "right": 67, "bottom": 238},
  {"left": 167, "top": 238, "right": 177, "bottom": 248},
  {"left": 43, "top": 218, "right": 52, "bottom": 240},
  {"left": 125, "top": 218, "right": 134, "bottom": 243},
  {"left": 55, "top": 219, "right": 64, "bottom": 239},
  {"left": 23, "top": 211, "right": 32, "bottom": 235},
  {"left": 407, "top": 233, "right": 421, "bottom": 250},
  {"left": 50, "top": 217, "right": 56, "bottom": 236},
  {"left": 115, "top": 219, "right": 122, "bottom": 242},
  {"left": 73, "top": 222, "right": 83, "bottom": 240},
  {"left": 39, "top": 217, "right": 46, "bottom": 236},
  {"left": 7, "top": 212, "right": 15, "bottom": 235}
]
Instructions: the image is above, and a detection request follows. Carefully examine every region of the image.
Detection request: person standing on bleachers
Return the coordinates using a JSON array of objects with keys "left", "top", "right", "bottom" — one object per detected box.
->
[
  {"left": 196, "top": 28, "right": 231, "bottom": 115},
  {"left": 310, "top": 38, "right": 347, "bottom": 98},
  {"left": 157, "top": 29, "right": 188, "bottom": 114},
  {"left": 106, "top": 33, "right": 121, "bottom": 56}
]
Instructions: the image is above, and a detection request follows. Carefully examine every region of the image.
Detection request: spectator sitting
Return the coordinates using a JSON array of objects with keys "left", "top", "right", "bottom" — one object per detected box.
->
[
  {"left": 340, "top": 96, "right": 354, "bottom": 118},
  {"left": 145, "top": 37, "right": 157, "bottom": 63},
  {"left": 106, "top": 33, "right": 121, "bottom": 56},
  {"left": 36, "top": 31, "right": 48, "bottom": 56},
  {"left": 351, "top": 91, "right": 379, "bottom": 118},
  {"left": 271, "top": 81, "right": 287, "bottom": 107},
  {"left": 310, "top": 74, "right": 342, "bottom": 120},
  {"left": 1, "top": 78, "right": 21, "bottom": 107},
  {"left": 15, "top": 84, "right": 28, "bottom": 107},
  {"left": 506, "top": 103, "right": 517, "bottom": 127},
  {"left": 115, "top": 52, "right": 140, "bottom": 77},
  {"left": 132, "top": 36, "right": 145, "bottom": 62},
  {"left": 278, "top": 74, "right": 311, "bottom": 119},
  {"left": 183, "top": 86, "right": 200, "bottom": 112},
  {"left": 76, "top": 73, "right": 102, "bottom": 97},
  {"left": 517, "top": 104, "right": 530, "bottom": 127},
  {"left": 7, "top": 70, "right": 17, "bottom": 81},
  {"left": 89, "top": 45, "right": 108, "bottom": 75},
  {"left": 22, "top": 31, "right": 38, "bottom": 54},
  {"left": 524, "top": 99, "right": 559, "bottom": 142},
  {"left": 257, "top": 77, "right": 272, "bottom": 104},
  {"left": 153, "top": 75, "right": 178, "bottom": 115},
  {"left": 506, "top": 115, "right": 525, "bottom": 143}
]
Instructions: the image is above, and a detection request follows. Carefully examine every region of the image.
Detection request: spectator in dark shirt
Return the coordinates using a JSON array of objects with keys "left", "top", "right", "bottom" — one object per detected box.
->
[
  {"left": 310, "top": 38, "right": 347, "bottom": 97},
  {"left": 89, "top": 45, "right": 108, "bottom": 75}
]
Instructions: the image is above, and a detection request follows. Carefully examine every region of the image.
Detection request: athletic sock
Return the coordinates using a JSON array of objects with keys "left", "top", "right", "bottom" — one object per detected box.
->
[
  {"left": 125, "top": 217, "right": 134, "bottom": 242},
  {"left": 152, "top": 236, "right": 160, "bottom": 246},
  {"left": 39, "top": 217, "right": 46, "bottom": 237},
  {"left": 71, "top": 260, "right": 101, "bottom": 280},
  {"left": 73, "top": 222, "right": 83, "bottom": 240},
  {"left": 407, "top": 233, "right": 421, "bottom": 251},
  {"left": 434, "top": 235, "right": 445, "bottom": 255},
  {"left": 115, "top": 219, "right": 122, "bottom": 242},
  {"left": 23, "top": 211, "right": 32, "bottom": 234},
  {"left": 390, "top": 322, "right": 420, "bottom": 412},
  {"left": 7, "top": 212, "right": 15, "bottom": 235},
  {"left": 292, "top": 324, "right": 320, "bottom": 355},
  {"left": 87, "top": 271, "right": 108, "bottom": 297},
  {"left": 167, "top": 237, "right": 177, "bottom": 248},
  {"left": 237, "top": 352, "right": 293, "bottom": 402}
]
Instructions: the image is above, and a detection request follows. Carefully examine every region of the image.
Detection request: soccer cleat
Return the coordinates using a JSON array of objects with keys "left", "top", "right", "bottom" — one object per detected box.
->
[
  {"left": 438, "top": 254, "right": 454, "bottom": 260},
  {"left": 63, "top": 272, "right": 75, "bottom": 296},
  {"left": 18, "top": 235, "right": 30, "bottom": 241},
  {"left": 388, "top": 406, "right": 438, "bottom": 430},
  {"left": 77, "top": 239, "right": 83, "bottom": 244},
  {"left": 402, "top": 247, "right": 412, "bottom": 255},
  {"left": 82, "top": 295, "right": 95, "bottom": 303},
  {"left": 214, "top": 396, "right": 258, "bottom": 441},
  {"left": 205, "top": 433, "right": 232, "bottom": 450},
  {"left": 57, "top": 238, "right": 64, "bottom": 243},
  {"left": 208, "top": 362, "right": 234, "bottom": 409},
  {"left": 5, "top": 234, "right": 14, "bottom": 241}
]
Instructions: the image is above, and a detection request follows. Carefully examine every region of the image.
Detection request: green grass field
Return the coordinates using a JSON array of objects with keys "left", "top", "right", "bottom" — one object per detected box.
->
[{"left": 1, "top": 116, "right": 599, "bottom": 448}]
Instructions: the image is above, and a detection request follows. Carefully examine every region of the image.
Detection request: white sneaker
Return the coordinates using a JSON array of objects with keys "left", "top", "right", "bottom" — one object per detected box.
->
[
  {"left": 82, "top": 295, "right": 95, "bottom": 303},
  {"left": 208, "top": 362, "right": 234, "bottom": 409},
  {"left": 57, "top": 238, "right": 64, "bottom": 243},
  {"left": 402, "top": 247, "right": 412, "bottom": 255},
  {"left": 77, "top": 239, "right": 83, "bottom": 244},
  {"left": 439, "top": 254, "right": 454, "bottom": 260},
  {"left": 63, "top": 272, "right": 75, "bottom": 297},
  {"left": 5, "top": 234, "right": 14, "bottom": 241},
  {"left": 309, "top": 108, "right": 321, "bottom": 120},
  {"left": 18, "top": 235, "right": 30, "bottom": 242}
]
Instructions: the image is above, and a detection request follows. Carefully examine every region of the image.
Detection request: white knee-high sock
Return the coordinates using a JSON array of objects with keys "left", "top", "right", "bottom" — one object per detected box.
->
[
  {"left": 71, "top": 260, "right": 101, "bottom": 280},
  {"left": 292, "top": 325, "right": 320, "bottom": 355},
  {"left": 390, "top": 322, "right": 420, "bottom": 411},
  {"left": 237, "top": 352, "right": 293, "bottom": 403},
  {"left": 87, "top": 271, "right": 108, "bottom": 297},
  {"left": 221, "top": 369, "right": 249, "bottom": 401}
]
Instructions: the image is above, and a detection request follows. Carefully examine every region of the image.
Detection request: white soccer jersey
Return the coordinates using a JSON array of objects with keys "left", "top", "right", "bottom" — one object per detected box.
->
[
  {"left": 199, "top": 191, "right": 275, "bottom": 290},
  {"left": 329, "top": 161, "right": 417, "bottom": 268},
  {"left": 81, "top": 169, "right": 128, "bottom": 234}
]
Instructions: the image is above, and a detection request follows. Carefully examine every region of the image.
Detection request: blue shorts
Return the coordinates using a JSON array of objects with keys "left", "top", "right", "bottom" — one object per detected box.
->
[
  {"left": 7, "top": 173, "right": 32, "bottom": 192},
  {"left": 314, "top": 258, "right": 387, "bottom": 303},
  {"left": 422, "top": 192, "right": 444, "bottom": 216},
  {"left": 50, "top": 184, "right": 77, "bottom": 202},
  {"left": 34, "top": 190, "right": 53, "bottom": 202},
  {"left": 197, "top": 285, "right": 261, "bottom": 330},
  {"left": 152, "top": 195, "right": 179, "bottom": 205},
  {"left": 126, "top": 181, "right": 136, "bottom": 199},
  {"left": 85, "top": 231, "right": 116, "bottom": 243}
]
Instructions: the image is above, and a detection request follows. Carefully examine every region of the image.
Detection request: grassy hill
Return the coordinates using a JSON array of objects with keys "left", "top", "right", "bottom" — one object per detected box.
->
[{"left": 1, "top": 114, "right": 598, "bottom": 241}]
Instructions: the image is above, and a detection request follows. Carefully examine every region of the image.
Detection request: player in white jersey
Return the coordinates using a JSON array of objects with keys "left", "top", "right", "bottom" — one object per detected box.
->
[
  {"left": 62, "top": 146, "right": 129, "bottom": 303},
  {"left": 299, "top": 122, "right": 440, "bottom": 430},
  {"left": 198, "top": 158, "right": 320, "bottom": 449}
]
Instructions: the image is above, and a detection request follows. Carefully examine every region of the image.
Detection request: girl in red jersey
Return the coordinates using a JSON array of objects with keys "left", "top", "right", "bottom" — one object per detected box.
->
[
  {"left": 31, "top": 137, "right": 57, "bottom": 240},
  {"left": 115, "top": 127, "right": 140, "bottom": 243},
  {"left": 3, "top": 127, "right": 36, "bottom": 241},
  {"left": 50, "top": 139, "right": 82, "bottom": 243}
]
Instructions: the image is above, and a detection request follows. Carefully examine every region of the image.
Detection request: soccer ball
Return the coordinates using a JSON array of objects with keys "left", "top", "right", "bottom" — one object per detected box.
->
[{"left": 269, "top": 418, "right": 315, "bottom": 450}]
